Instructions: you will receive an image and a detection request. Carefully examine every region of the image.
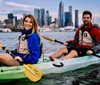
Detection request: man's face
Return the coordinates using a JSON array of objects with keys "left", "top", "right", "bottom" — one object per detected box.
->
[{"left": 82, "top": 14, "right": 92, "bottom": 25}]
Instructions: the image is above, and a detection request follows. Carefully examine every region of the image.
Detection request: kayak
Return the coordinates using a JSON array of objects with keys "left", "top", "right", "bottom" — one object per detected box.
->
[{"left": 0, "top": 53, "right": 100, "bottom": 83}]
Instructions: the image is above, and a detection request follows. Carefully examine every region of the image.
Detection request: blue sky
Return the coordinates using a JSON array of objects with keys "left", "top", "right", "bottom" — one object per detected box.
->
[{"left": 0, "top": 0, "right": 100, "bottom": 25}]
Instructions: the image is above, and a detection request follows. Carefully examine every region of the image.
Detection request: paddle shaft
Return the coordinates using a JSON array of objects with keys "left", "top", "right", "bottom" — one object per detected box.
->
[
  {"left": 54, "top": 39, "right": 64, "bottom": 45},
  {"left": 2, "top": 47, "right": 24, "bottom": 64},
  {"left": 42, "top": 36, "right": 64, "bottom": 45}
]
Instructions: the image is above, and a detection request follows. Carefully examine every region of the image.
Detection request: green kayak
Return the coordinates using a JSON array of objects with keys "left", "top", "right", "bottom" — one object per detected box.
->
[{"left": 0, "top": 53, "right": 100, "bottom": 83}]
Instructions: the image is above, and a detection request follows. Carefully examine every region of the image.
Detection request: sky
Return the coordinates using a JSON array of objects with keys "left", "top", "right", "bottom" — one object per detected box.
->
[{"left": 0, "top": 0, "right": 100, "bottom": 25}]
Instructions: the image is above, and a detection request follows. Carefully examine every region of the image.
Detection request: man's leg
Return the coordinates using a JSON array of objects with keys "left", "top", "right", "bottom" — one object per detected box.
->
[
  {"left": 49, "top": 47, "right": 68, "bottom": 61},
  {"left": 61, "top": 50, "right": 78, "bottom": 60}
]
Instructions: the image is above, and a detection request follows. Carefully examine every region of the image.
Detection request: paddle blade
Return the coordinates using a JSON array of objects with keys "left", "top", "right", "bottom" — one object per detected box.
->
[
  {"left": 42, "top": 36, "right": 54, "bottom": 42},
  {"left": 0, "top": 42, "right": 3, "bottom": 49},
  {"left": 24, "top": 64, "right": 43, "bottom": 82}
]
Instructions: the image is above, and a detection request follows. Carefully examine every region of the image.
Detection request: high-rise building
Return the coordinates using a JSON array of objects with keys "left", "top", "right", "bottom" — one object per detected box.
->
[
  {"left": 75, "top": 10, "right": 79, "bottom": 28},
  {"left": 40, "top": 9, "right": 45, "bottom": 26},
  {"left": 64, "top": 12, "right": 71, "bottom": 26},
  {"left": 49, "top": 16, "right": 52, "bottom": 25},
  {"left": 34, "top": 8, "right": 41, "bottom": 26},
  {"left": 44, "top": 13, "right": 47, "bottom": 26},
  {"left": 8, "top": 13, "right": 13, "bottom": 27},
  {"left": 8, "top": 13, "right": 13, "bottom": 19},
  {"left": 17, "top": 18, "right": 23, "bottom": 29},
  {"left": 58, "top": 1, "right": 64, "bottom": 27},
  {"left": 46, "top": 10, "right": 50, "bottom": 25},
  {"left": 13, "top": 16, "right": 17, "bottom": 27},
  {"left": 69, "top": 6, "right": 73, "bottom": 26}
]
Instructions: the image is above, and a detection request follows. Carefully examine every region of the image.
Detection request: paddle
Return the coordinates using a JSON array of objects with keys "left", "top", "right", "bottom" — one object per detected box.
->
[
  {"left": 0, "top": 42, "right": 43, "bottom": 82},
  {"left": 42, "top": 36, "right": 100, "bottom": 58},
  {"left": 42, "top": 36, "right": 64, "bottom": 45}
]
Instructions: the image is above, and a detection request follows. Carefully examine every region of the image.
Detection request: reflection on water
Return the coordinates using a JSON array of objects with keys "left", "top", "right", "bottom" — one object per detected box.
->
[{"left": 0, "top": 32, "right": 100, "bottom": 85}]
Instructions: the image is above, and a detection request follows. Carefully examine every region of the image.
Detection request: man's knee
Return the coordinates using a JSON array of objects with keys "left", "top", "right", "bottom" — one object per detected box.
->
[
  {"left": 59, "top": 47, "right": 68, "bottom": 53},
  {"left": 71, "top": 50, "right": 78, "bottom": 56}
]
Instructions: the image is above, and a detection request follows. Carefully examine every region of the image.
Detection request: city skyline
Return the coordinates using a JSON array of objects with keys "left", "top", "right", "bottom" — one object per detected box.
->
[{"left": 0, "top": 0, "right": 100, "bottom": 25}]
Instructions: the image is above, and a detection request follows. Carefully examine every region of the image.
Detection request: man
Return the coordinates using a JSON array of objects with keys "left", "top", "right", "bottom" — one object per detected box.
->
[{"left": 49, "top": 10, "right": 100, "bottom": 61}]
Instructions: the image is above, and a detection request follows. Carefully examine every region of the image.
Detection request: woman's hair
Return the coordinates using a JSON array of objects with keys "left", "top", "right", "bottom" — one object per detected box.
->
[
  {"left": 23, "top": 14, "right": 42, "bottom": 41},
  {"left": 23, "top": 14, "right": 39, "bottom": 33}
]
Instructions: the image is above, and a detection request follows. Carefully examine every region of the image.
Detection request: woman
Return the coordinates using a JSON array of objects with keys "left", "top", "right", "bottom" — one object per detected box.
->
[{"left": 0, "top": 14, "right": 42, "bottom": 66}]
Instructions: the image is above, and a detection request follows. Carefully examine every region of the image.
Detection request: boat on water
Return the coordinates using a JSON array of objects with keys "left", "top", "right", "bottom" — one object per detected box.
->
[
  {"left": 0, "top": 28, "right": 12, "bottom": 32},
  {"left": 0, "top": 53, "right": 100, "bottom": 83}
]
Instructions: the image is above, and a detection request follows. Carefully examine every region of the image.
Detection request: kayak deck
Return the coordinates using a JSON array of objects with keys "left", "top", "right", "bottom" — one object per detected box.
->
[{"left": 0, "top": 53, "right": 100, "bottom": 83}]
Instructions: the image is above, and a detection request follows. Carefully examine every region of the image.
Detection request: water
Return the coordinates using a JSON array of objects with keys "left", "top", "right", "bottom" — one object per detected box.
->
[{"left": 0, "top": 32, "right": 100, "bottom": 85}]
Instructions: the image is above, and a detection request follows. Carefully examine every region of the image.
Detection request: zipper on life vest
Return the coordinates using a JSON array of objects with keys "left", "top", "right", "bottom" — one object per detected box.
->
[
  {"left": 17, "top": 37, "right": 21, "bottom": 52},
  {"left": 81, "top": 31, "right": 84, "bottom": 45}
]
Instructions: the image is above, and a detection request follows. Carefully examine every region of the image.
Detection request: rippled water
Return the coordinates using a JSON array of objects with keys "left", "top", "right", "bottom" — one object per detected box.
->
[{"left": 1, "top": 32, "right": 100, "bottom": 85}]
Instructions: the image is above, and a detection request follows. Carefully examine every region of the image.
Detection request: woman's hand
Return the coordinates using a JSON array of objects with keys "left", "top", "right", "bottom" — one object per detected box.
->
[
  {"left": 5, "top": 48, "right": 10, "bottom": 52},
  {"left": 14, "top": 56, "right": 23, "bottom": 61}
]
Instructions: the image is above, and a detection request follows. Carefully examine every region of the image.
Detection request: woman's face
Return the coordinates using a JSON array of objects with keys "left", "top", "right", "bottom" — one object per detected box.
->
[{"left": 24, "top": 17, "right": 33, "bottom": 30}]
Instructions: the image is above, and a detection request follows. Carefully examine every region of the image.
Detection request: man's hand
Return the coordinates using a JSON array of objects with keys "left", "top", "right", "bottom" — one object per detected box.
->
[
  {"left": 64, "top": 42, "right": 68, "bottom": 46},
  {"left": 87, "top": 50, "right": 93, "bottom": 55}
]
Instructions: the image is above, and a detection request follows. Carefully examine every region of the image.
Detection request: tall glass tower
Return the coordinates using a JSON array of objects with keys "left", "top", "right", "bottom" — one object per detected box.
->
[
  {"left": 34, "top": 8, "right": 41, "bottom": 26},
  {"left": 40, "top": 9, "right": 45, "bottom": 26},
  {"left": 75, "top": 10, "right": 79, "bottom": 28},
  {"left": 8, "top": 13, "right": 13, "bottom": 19},
  {"left": 65, "top": 12, "right": 71, "bottom": 26},
  {"left": 69, "top": 6, "right": 73, "bottom": 26},
  {"left": 58, "top": 1, "right": 64, "bottom": 27},
  {"left": 46, "top": 10, "right": 50, "bottom": 25}
]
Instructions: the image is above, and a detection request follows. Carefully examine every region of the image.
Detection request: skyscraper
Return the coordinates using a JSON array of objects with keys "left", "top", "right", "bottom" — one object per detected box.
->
[
  {"left": 40, "top": 9, "right": 45, "bottom": 26},
  {"left": 75, "top": 10, "right": 79, "bottom": 28},
  {"left": 8, "top": 13, "right": 13, "bottom": 26},
  {"left": 64, "top": 12, "right": 71, "bottom": 26},
  {"left": 13, "top": 16, "right": 17, "bottom": 27},
  {"left": 46, "top": 10, "right": 50, "bottom": 25},
  {"left": 58, "top": 1, "right": 64, "bottom": 27},
  {"left": 49, "top": 16, "right": 52, "bottom": 25},
  {"left": 69, "top": 6, "right": 73, "bottom": 26},
  {"left": 34, "top": 8, "right": 41, "bottom": 26},
  {"left": 8, "top": 13, "right": 13, "bottom": 19}
]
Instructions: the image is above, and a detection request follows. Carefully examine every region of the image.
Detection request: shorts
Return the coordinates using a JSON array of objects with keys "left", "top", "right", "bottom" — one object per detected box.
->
[{"left": 67, "top": 47, "right": 91, "bottom": 56}]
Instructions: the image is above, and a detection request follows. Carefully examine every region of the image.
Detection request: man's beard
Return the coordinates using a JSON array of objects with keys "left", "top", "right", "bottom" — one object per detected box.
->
[{"left": 84, "top": 21, "right": 90, "bottom": 26}]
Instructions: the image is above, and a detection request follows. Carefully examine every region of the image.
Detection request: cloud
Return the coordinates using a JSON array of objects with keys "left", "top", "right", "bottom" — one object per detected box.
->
[
  {"left": 5, "top": 2, "right": 39, "bottom": 9},
  {"left": 11, "top": 10, "right": 32, "bottom": 14},
  {"left": 0, "top": 9, "right": 11, "bottom": 15}
]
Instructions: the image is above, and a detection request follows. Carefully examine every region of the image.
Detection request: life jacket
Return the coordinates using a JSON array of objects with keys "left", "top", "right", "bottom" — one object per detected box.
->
[
  {"left": 17, "top": 34, "right": 29, "bottom": 54},
  {"left": 78, "top": 29, "right": 95, "bottom": 46},
  {"left": 78, "top": 24, "right": 100, "bottom": 46},
  {"left": 17, "top": 34, "right": 43, "bottom": 55}
]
